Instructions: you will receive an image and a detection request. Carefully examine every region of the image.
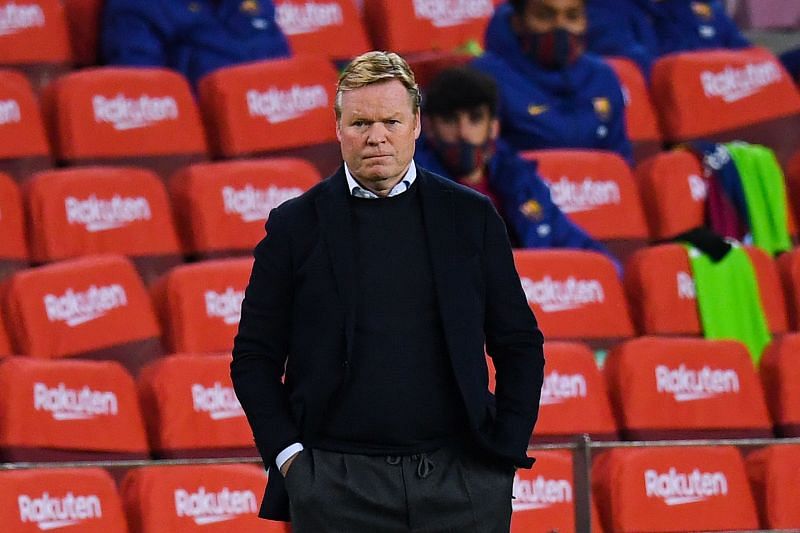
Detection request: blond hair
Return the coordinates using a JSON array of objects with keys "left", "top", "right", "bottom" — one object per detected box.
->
[{"left": 335, "top": 51, "right": 421, "bottom": 120}]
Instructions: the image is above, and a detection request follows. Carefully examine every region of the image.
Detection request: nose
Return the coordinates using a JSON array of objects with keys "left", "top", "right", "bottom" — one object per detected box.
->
[
  {"left": 366, "top": 122, "right": 388, "bottom": 145},
  {"left": 456, "top": 115, "right": 472, "bottom": 140}
]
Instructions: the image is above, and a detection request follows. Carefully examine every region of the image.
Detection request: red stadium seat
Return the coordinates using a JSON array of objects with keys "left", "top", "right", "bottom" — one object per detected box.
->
[
  {"left": 138, "top": 354, "right": 255, "bottom": 458},
  {"left": 513, "top": 249, "right": 634, "bottom": 349},
  {"left": 652, "top": 47, "right": 800, "bottom": 165},
  {"left": 198, "top": 56, "right": 340, "bottom": 177},
  {"left": 511, "top": 450, "right": 603, "bottom": 533},
  {"left": 274, "top": 0, "right": 369, "bottom": 61},
  {"left": 759, "top": 334, "right": 800, "bottom": 437},
  {"left": 532, "top": 342, "right": 617, "bottom": 443},
  {"left": 0, "top": 315, "right": 12, "bottom": 356},
  {"left": 624, "top": 243, "right": 788, "bottom": 335},
  {"left": 151, "top": 259, "right": 252, "bottom": 354},
  {"left": 0, "top": 356, "right": 149, "bottom": 461},
  {"left": 0, "top": 468, "right": 128, "bottom": 532},
  {"left": 0, "top": 69, "right": 51, "bottom": 181},
  {"left": 776, "top": 247, "right": 800, "bottom": 329},
  {"left": 121, "top": 465, "right": 285, "bottom": 532},
  {"left": 522, "top": 149, "right": 649, "bottom": 263},
  {"left": 605, "top": 57, "right": 663, "bottom": 163},
  {"left": 593, "top": 446, "right": 759, "bottom": 533},
  {"left": 25, "top": 167, "right": 183, "bottom": 284},
  {"left": 2, "top": 255, "right": 163, "bottom": 374},
  {"left": 62, "top": 0, "right": 102, "bottom": 67},
  {"left": 0, "top": 170, "right": 27, "bottom": 280},
  {"left": 170, "top": 158, "right": 319, "bottom": 258},
  {"left": 0, "top": 0, "right": 72, "bottom": 92},
  {"left": 364, "top": 0, "right": 493, "bottom": 54},
  {"left": 405, "top": 50, "right": 473, "bottom": 89},
  {"left": 41, "top": 67, "right": 208, "bottom": 179},
  {"left": 784, "top": 150, "right": 800, "bottom": 243},
  {"left": 605, "top": 337, "right": 772, "bottom": 440},
  {"left": 746, "top": 445, "right": 800, "bottom": 530}
]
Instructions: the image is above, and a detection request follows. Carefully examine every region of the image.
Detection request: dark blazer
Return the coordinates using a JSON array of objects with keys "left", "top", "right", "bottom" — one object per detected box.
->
[{"left": 231, "top": 165, "right": 545, "bottom": 521}]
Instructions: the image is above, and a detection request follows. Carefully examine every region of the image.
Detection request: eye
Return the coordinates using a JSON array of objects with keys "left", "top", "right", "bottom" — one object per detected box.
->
[{"left": 352, "top": 120, "right": 365, "bottom": 127}]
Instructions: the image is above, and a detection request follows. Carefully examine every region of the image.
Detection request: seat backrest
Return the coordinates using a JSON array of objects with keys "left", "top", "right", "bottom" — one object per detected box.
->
[
  {"left": 62, "top": 0, "right": 102, "bottom": 66},
  {"left": 138, "top": 354, "right": 254, "bottom": 457},
  {"left": 604, "top": 57, "right": 662, "bottom": 162},
  {"left": 592, "top": 446, "right": 759, "bottom": 533},
  {"left": 523, "top": 149, "right": 649, "bottom": 261},
  {"left": 198, "top": 56, "right": 339, "bottom": 175},
  {"left": 42, "top": 67, "right": 207, "bottom": 176},
  {"left": 0, "top": 468, "right": 128, "bottom": 531},
  {"left": 25, "top": 167, "right": 181, "bottom": 272},
  {"left": 746, "top": 445, "right": 800, "bottom": 530},
  {"left": 170, "top": 158, "right": 319, "bottom": 257},
  {"left": 0, "top": 170, "right": 27, "bottom": 264},
  {"left": 624, "top": 243, "right": 787, "bottom": 335},
  {"left": 605, "top": 336, "right": 772, "bottom": 440},
  {"left": 274, "top": 0, "right": 369, "bottom": 61},
  {"left": 513, "top": 249, "right": 634, "bottom": 347},
  {"left": 0, "top": 69, "right": 51, "bottom": 180},
  {"left": 364, "top": 0, "right": 494, "bottom": 54},
  {"left": 533, "top": 341, "right": 617, "bottom": 442},
  {"left": 121, "top": 465, "right": 284, "bottom": 532},
  {"left": 776, "top": 248, "right": 800, "bottom": 329},
  {"left": 0, "top": 356, "right": 148, "bottom": 458},
  {"left": 151, "top": 259, "right": 253, "bottom": 354},
  {"left": 0, "top": 314, "right": 11, "bottom": 356},
  {"left": 759, "top": 334, "right": 800, "bottom": 437},
  {"left": 2, "top": 255, "right": 162, "bottom": 368},
  {"left": 511, "top": 450, "right": 603, "bottom": 533}
]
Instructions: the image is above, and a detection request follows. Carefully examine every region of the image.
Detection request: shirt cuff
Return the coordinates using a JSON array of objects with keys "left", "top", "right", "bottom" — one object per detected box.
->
[{"left": 275, "top": 442, "right": 304, "bottom": 472}]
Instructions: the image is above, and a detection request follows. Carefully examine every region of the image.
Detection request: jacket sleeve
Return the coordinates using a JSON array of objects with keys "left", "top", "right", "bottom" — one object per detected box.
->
[
  {"left": 481, "top": 198, "right": 545, "bottom": 466},
  {"left": 101, "top": 0, "right": 169, "bottom": 66},
  {"left": 713, "top": 1, "right": 750, "bottom": 49},
  {"left": 231, "top": 208, "right": 301, "bottom": 467},
  {"left": 586, "top": 3, "right": 654, "bottom": 75}
]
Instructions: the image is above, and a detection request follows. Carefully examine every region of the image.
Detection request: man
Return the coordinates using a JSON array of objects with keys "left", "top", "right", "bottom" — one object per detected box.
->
[
  {"left": 415, "top": 66, "right": 618, "bottom": 266},
  {"left": 101, "top": 0, "right": 291, "bottom": 88},
  {"left": 587, "top": 0, "right": 750, "bottom": 76},
  {"left": 231, "top": 51, "right": 545, "bottom": 531},
  {"left": 473, "top": 0, "right": 633, "bottom": 162}
]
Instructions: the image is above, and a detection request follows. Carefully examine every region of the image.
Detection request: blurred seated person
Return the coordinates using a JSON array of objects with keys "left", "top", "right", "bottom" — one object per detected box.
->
[
  {"left": 587, "top": 0, "right": 750, "bottom": 75},
  {"left": 780, "top": 47, "right": 800, "bottom": 85},
  {"left": 101, "top": 0, "right": 291, "bottom": 88},
  {"left": 416, "top": 66, "right": 618, "bottom": 265},
  {"left": 473, "top": 0, "right": 633, "bottom": 163}
]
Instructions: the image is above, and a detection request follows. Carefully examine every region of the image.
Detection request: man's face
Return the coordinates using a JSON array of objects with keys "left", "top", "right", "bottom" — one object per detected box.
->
[
  {"left": 514, "top": 0, "right": 587, "bottom": 35},
  {"left": 336, "top": 80, "right": 421, "bottom": 193},
  {"left": 427, "top": 105, "right": 498, "bottom": 146}
]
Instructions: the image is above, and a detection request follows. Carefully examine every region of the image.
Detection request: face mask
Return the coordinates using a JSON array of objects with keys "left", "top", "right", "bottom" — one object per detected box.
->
[
  {"left": 520, "top": 27, "right": 584, "bottom": 70},
  {"left": 428, "top": 137, "right": 495, "bottom": 178}
]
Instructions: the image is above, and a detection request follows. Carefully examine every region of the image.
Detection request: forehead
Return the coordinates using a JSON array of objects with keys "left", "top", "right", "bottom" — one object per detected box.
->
[{"left": 339, "top": 80, "right": 416, "bottom": 117}]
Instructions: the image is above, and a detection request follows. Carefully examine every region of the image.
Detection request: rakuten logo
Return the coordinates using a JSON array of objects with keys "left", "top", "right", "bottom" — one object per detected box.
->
[
  {"left": 65, "top": 195, "right": 152, "bottom": 233},
  {"left": 276, "top": 1, "right": 343, "bottom": 35},
  {"left": 546, "top": 177, "right": 621, "bottom": 214},
  {"left": 413, "top": 0, "right": 493, "bottom": 28},
  {"left": 521, "top": 276, "right": 604, "bottom": 312},
  {"left": 540, "top": 371, "right": 587, "bottom": 406},
  {"left": 222, "top": 184, "right": 303, "bottom": 223},
  {"left": 174, "top": 487, "right": 257, "bottom": 526},
  {"left": 0, "top": 98, "right": 21, "bottom": 125},
  {"left": 512, "top": 474, "right": 572, "bottom": 511},
  {"left": 93, "top": 94, "right": 179, "bottom": 131},
  {"left": 688, "top": 174, "right": 707, "bottom": 202},
  {"left": 645, "top": 468, "right": 728, "bottom": 505},
  {"left": 246, "top": 85, "right": 327, "bottom": 124},
  {"left": 677, "top": 271, "right": 696, "bottom": 300},
  {"left": 205, "top": 288, "right": 244, "bottom": 325},
  {"left": 701, "top": 61, "right": 782, "bottom": 103},
  {"left": 656, "top": 364, "right": 740, "bottom": 402},
  {"left": 34, "top": 382, "right": 118, "bottom": 421},
  {"left": 44, "top": 284, "right": 128, "bottom": 327},
  {"left": 0, "top": 3, "right": 45, "bottom": 36},
  {"left": 192, "top": 382, "right": 244, "bottom": 421},
  {"left": 18, "top": 491, "right": 103, "bottom": 530}
]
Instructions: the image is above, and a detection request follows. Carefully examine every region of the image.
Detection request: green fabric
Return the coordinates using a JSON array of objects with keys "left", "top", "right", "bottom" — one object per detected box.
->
[
  {"left": 685, "top": 244, "right": 771, "bottom": 366},
  {"left": 726, "top": 142, "right": 792, "bottom": 255}
]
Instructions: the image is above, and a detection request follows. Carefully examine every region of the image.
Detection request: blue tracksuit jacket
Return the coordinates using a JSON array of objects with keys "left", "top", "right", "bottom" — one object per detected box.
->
[
  {"left": 474, "top": 4, "right": 632, "bottom": 163},
  {"left": 101, "top": 0, "right": 291, "bottom": 88}
]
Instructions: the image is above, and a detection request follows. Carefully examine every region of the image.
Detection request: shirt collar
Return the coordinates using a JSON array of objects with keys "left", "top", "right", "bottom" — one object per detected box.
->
[{"left": 344, "top": 162, "right": 417, "bottom": 199}]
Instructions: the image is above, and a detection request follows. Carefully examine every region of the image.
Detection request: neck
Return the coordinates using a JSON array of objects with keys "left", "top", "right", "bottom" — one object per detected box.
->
[{"left": 460, "top": 166, "right": 485, "bottom": 186}]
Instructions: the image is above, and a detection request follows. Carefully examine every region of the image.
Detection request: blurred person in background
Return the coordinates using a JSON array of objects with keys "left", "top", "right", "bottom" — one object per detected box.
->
[
  {"left": 473, "top": 0, "right": 633, "bottom": 162},
  {"left": 101, "top": 0, "right": 291, "bottom": 88}
]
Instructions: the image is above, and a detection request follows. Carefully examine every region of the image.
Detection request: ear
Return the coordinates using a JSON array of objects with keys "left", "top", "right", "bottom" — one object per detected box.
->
[
  {"left": 414, "top": 111, "right": 421, "bottom": 140},
  {"left": 490, "top": 117, "right": 500, "bottom": 140},
  {"left": 335, "top": 115, "right": 342, "bottom": 142}
]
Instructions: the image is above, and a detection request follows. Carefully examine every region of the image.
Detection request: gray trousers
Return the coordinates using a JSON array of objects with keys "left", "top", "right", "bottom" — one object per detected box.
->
[{"left": 283, "top": 445, "right": 514, "bottom": 533}]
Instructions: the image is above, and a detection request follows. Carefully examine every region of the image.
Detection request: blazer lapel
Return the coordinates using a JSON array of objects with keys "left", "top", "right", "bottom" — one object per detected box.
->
[{"left": 315, "top": 168, "right": 357, "bottom": 358}]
